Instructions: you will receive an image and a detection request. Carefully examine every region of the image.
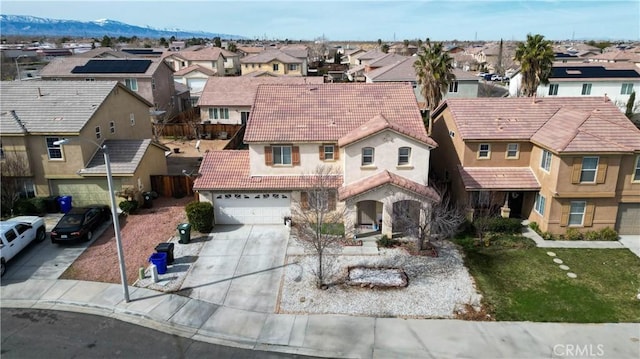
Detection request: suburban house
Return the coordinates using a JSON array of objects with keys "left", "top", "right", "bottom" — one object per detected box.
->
[
  {"left": 162, "top": 46, "right": 240, "bottom": 76},
  {"left": 172, "top": 65, "right": 218, "bottom": 106},
  {"left": 197, "top": 76, "right": 324, "bottom": 125},
  {"left": 193, "top": 83, "right": 441, "bottom": 238},
  {"left": 343, "top": 47, "right": 366, "bottom": 66},
  {"left": 39, "top": 57, "right": 181, "bottom": 117},
  {"left": 0, "top": 81, "right": 169, "bottom": 207},
  {"left": 430, "top": 96, "right": 640, "bottom": 236},
  {"left": 508, "top": 62, "right": 640, "bottom": 111},
  {"left": 240, "top": 49, "right": 307, "bottom": 76}
]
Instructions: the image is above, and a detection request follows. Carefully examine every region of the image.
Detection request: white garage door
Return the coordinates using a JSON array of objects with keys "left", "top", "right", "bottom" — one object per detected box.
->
[
  {"left": 616, "top": 203, "right": 640, "bottom": 235},
  {"left": 214, "top": 192, "right": 291, "bottom": 225}
]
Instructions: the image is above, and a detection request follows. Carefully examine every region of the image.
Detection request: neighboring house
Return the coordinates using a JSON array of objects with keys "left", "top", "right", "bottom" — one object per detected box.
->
[
  {"left": 163, "top": 47, "right": 240, "bottom": 76},
  {"left": 354, "top": 49, "right": 386, "bottom": 66},
  {"left": 364, "top": 56, "right": 479, "bottom": 106},
  {"left": 509, "top": 62, "right": 640, "bottom": 111},
  {"left": 193, "top": 83, "right": 441, "bottom": 238},
  {"left": 173, "top": 65, "right": 218, "bottom": 106},
  {"left": 240, "top": 49, "right": 307, "bottom": 76},
  {"left": 39, "top": 57, "right": 180, "bottom": 116},
  {"left": 430, "top": 96, "right": 640, "bottom": 236},
  {"left": 236, "top": 46, "right": 265, "bottom": 57},
  {"left": 589, "top": 50, "right": 640, "bottom": 64},
  {"left": 0, "top": 81, "right": 169, "bottom": 207},
  {"left": 344, "top": 47, "right": 366, "bottom": 66},
  {"left": 197, "top": 76, "right": 323, "bottom": 125}
]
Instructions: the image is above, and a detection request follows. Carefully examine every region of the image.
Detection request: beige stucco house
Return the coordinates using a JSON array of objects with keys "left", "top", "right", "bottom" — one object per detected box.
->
[
  {"left": 193, "top": 83, "right": 440, "bottom": 238},
  {"left": 0, "top": 81, "right": 169, "bottom": 207},
  {"left": 430, "top": 96, "right": 640, "bottom": 235},
  {"left": 163, "top": 46, "right": 240, "bottom": 76},
  {"left": 239, "top": 49, "right": 307, "bottom": 76}
]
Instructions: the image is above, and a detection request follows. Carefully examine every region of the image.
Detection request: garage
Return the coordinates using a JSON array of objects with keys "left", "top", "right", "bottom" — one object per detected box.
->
[
  {"left": 213, "top": 192, "right": 291, "bottom": 225},
  {"left": 616, "top": 203, "right": 640, "bottom": 235},
  {"left": 50, "top": 178, "right": 121, "bottom": 208}
]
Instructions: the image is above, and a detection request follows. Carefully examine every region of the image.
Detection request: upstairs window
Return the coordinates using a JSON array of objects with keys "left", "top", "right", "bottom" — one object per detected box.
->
[
  {"left": 540, "top": 149, "right": 552, "bottom": 172},
  {"left": 95, "top": 126, "right": 102, "bottom": 140},
  {"left": 634, "top": 156, "right": 640, "bottom": 182},
  {"left": 478, "top": 143, "right": 490, "bottom": 159},
  {"left": 124, "top": 78, "right": 138, "bottom": 91},
  {"left": 398, "top": 147, "right": 411, "bottom": 165},
  {"left": 362, "top": 147, "right": 374, "bottom": 166},
  {"left": 548, "top": 84, "right": 559, "bottom": 96},
  {"left": 580, "top": 157, "right": 599, "bottom": 183},
  {"left": 273, "top": 63, "right": 279, "bottom": 71},
  {"left": 621, "top": 83, "right": 634, "bottom": 95},
  {"left": 581, "top": 83, "right": 592, "bottom": 95},
  {"left": 272, "top": 145, "right": 292, "bottom": 165},
  {"left": 448, "top": 81, "right": 459, "bottom": 93},
  {"left": 130, "top": 113, "right": 135, "bottom": 126},
  {"left": 322, "top": 145, "right": 335, "bottom": 161},
  {"left": 534, "top": 193, "right": 546, "bottom": 215},
  {"left": 506, "top": 143, "right": 519, "bottom": 159},
  {"left": 109, "top": 121, "right": 116, "bottom": 134},
  {"left": 46, "top": 137, "right": 63, "bottom": 160},
  {"left": 151, "top": 78, "right": 156, "bottom": 90}
]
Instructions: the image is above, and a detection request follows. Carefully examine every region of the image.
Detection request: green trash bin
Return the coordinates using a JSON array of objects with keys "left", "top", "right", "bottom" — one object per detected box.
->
[{"left": 177, "top": 223, "right": 192, "bottom": 244}]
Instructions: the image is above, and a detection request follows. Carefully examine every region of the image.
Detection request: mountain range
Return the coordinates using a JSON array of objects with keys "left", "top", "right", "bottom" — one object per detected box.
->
[{"left": 0, "top": 14, "right": 245, "bottom": 39}]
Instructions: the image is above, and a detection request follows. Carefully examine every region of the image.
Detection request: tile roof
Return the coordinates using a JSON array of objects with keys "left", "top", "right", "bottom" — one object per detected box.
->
[
  {"left": 240, "top": 50, "right": 302, "bottom": 64},
  {"left": 193, "top": 150, "right": 343, "bottom": 190},
  {"left": 338, "top": 170, "right": 441, "bottom": 202},
  {"left": 280, "top": 45, "right": 309, "bottom": 59},
  {"left": 40, "top": 57, "right": 167, "bottom": 78},
  {"left": 457, "top": 166, "right": 541, "bottom": 191},
  {"left": 338, "top": 114, "right": 437, "bottom": 148},
  {"left": 173, "top": 64, "right": 217, "bottom": 76},
  {"left": 244, "top": 83, "right": 428, "bottom": 143},
  {"left": 367, "top": 53, "right": 409, "bottom": 68},
  {"left": 197, "top": 76, "right": 323, "bottom": 107},
  {"left": 80, "top": 139, "right": 168, "bottom": 175},
  {"left": 237, "top": 46, "right": 265, "bottom": 55},
  {"left": 436, "top": 97, "right": 640, "bottom": 152},
  {"left": 366, "top": 56, "right": 477, "bottom": 82},
  {"left": 590, "top": 50, "right": 640, "bottom": 62},
  {"left": 355, "top": 49, "right": 386, "bottom": 61},
  {"left": 0, "top": 81, "right": 125, "bottom": 134},
  {"left": 170, "top": 47, "right": 227, "bottom": 61}
]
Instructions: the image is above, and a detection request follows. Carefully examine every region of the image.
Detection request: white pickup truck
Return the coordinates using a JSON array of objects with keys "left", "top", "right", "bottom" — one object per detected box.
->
[{"left": 0, "top": 216, "right": 46, "bottom": 276}]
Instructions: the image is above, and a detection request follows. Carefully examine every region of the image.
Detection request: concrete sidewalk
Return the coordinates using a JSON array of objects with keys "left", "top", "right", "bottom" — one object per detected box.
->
[{"left": 1, "top": 278, "right": 638, "bottom": 358}]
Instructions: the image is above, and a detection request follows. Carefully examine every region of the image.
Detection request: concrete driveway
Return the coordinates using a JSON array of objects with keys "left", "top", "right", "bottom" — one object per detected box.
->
[
  {"left": 619, "top": 234, "right": 640, "bottom": 258},
  {"left": 179, "top": 225, "right": 289, "bottom": 313}
]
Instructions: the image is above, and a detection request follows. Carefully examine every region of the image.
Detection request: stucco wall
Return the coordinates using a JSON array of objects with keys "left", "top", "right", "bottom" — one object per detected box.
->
[
  {"left": 537, "top": 80, "right": 640, "bottom": 111},
  {"left": 249, "top": 143, "right": 342, "bottom": 176},
  {"left": 200, "top": 105, "right": 250, "bottom": 125}
]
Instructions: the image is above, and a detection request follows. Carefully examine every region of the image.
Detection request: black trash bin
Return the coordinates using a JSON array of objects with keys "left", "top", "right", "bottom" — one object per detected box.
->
[
  {"left": 142, "top": 192, "right": 153, "bottom": 208},
  {"left": 177, "top": 223, "right": 191, "bottom": 244},
  {"left": 155, "top": 242, "right": 175, "bottom": 265},
  {"left": 44, "top": 196, "right": 60, "bottom": 213}
]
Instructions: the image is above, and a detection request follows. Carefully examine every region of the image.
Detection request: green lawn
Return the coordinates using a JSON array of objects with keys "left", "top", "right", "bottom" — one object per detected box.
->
[{"left": 454, "top": 235, "right": 640, "bottom": 323}]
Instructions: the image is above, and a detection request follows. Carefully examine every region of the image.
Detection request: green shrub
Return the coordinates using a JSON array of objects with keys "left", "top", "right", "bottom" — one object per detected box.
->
[
  {"left": 459, "top": 220, "right": 475, "bottom": 236},
  {"left": 487, "top": 217, "right": 523, "bottom": 234},
  {"left": 29, "top": 197, "right": 47, "bottom": 214},
  {"left": 565, "top": 228, "right": 583, "bottom": 241},
  {"left": 119, "top": 200, "right": 138, "bottom": 215},
  {"left": 376, "top": 235, "right": 400, "bottom": 248},
  {"left": 14, "top": 199, "right": 37, "bottom": 215},
  {"left": 320, "top": 223, "right": 345, "bottom": 236},
  {"left": 599, "top": 227, "right": 618, "bottom": 241},
  {"left": 584, "top": 230, "right": 601, "bottom": 241},
  {"left": 186, "top": 201, "right": 214, "bottom": 233},
  {"left": 529, "top": 221, "right": 540, "bottom": 233},
  {"left": 541, "top": 231, "right": 555, "bottom": 240}
]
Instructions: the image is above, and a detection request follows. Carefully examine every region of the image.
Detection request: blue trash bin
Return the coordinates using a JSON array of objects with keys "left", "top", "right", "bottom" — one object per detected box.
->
[
  {"left": 149, "top": 252, "right": 167, "bottom": 274},
  {"left": 57, "top": 195, "right": 72, "bottom": 213}
]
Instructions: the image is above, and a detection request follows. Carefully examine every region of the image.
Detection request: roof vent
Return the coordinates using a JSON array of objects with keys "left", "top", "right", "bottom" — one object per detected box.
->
[
  {"left": 309, "top": 87, "right": 318, "bottom": 91},
  {"left": 566, "top": 69, "right": 582, "bottom": 75}
]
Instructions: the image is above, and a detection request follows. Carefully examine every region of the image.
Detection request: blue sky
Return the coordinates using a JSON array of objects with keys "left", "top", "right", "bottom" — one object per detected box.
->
[{"left": 2, "top": 0, "right": 638, "bottom": 41}]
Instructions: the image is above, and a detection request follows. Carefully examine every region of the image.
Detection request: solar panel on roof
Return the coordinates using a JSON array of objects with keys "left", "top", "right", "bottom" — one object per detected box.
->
[
  {"left": 122, "top": 49, "right": 163, "bottom": 55},
  {"left": 71, "top": 60, "right": 152, "bottom": 74},
  {"left": 552, "top": 66, "right": 640, "bottom": 79}
]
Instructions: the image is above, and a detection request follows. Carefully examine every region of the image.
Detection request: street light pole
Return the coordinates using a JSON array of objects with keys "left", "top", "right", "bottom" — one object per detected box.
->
[{"left": 54, "top": 139, "right": 130, "bottom": 302}]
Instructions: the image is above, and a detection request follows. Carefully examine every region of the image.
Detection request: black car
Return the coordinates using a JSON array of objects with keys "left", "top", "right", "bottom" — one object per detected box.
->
[{"left": 50, "top": 205, "right": 111, "bottom": 244}]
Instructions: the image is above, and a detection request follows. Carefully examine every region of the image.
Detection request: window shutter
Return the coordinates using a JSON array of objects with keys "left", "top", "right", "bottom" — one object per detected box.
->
[
  {"left": 596, "top": 157, "right": 608, "bottom": 184},
  {"left": 300, "top": 192, "right": 309, "bottom": 209},
  {"left": 560, "top": 204, "right": 570, "bottom": 227},
  {"left": 571, "top": 158, "right": 582, "bottom": 184},
  {"left": 319, "top": 145, "right": 325, "bottom": 160},
  {"left": 292, "top": 146, "right": 300, "bottom": 166},
  {"left": 334, "top": 146, "right": 340, "bottom": 160},
  {"left": 328, "top": 190, "right": 336, "bottom": 211},
  {"left": 265, "top": 146, "right": 273, "bottom": 166},
  {"left": 584, "top": 203, "right": 595, "bottom": 227}
]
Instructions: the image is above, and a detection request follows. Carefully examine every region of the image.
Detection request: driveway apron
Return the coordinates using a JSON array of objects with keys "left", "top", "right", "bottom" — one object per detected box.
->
[{"left": 180, "top": 225, "right": 289, "bottom": 313}]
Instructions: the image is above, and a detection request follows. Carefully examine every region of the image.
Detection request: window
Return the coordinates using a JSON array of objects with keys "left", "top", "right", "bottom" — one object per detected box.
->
[
  {"left": 151, "top": 78, "right": 156, "bottom": 90},
  {"left": 124, "top": 78, "right": 138, "bottom": 91},
  {"left": 580, "top": 157, "right": 599, "bottom": 183},
  {"left": 398, "top": 147, "right": 411, "bottom": 165},
  {"left": 548, "top": 84, "right": 559, "bottom": 96},
  {"left": 478, "top": 143, "right": 490, "bottom": 159},
  {"left": 288, "top": 64, "right": 298, "bottom": 71},
  {"left": 95, "top": 126, "right": 101, "bottom": 140},
  {"left": 634, "top": 156, "right": 640, "bottom": 182},
  {"left": 448, "top": 81, "right": 459, "bottom": 93},
  {"left": 568, "top": 201, "right": 586, "bottom": 226},
  {"left": 273, "top": 63, "right": 279, "bottom": 71},
  {"left": 130, "top": 113, "right": 135, "bottom": 126},
  {"left": 109, "top": 121, "right": 116, "bottom": 134},
  {"left": 581, "top": 83, "right": 592, "bottom": 95},
  {"left": 506, "top": 143, "right": 519, "bottom": 159},
  {"left": 46, "top": 137, "right": 63, "bottom": 159},
  {"left": 323, "top": 145, "right": 334, "bottom": 160},
  {"left": 534, "top": 193, "right": 546, "bottom": 215},
  {"left": 208, "top": 108, "right": 229, "bottom": 120},
  {"left": 362, "top": 147, "right": 374, "bottom": 165},
  {"left": 540, "top": 149, "right": 552, "bottom": 172},
  {"left": 85, "top": 78, "right": 95, "bottom": 81},
  {"left": 272, "top": 145, "right": 292, "bottom": 165},
  {"left": 240, "top": 111, "right": 250, "bottom": 125},
  {"left": 621, "top": 83, "right": 634, "bottom": 95}
]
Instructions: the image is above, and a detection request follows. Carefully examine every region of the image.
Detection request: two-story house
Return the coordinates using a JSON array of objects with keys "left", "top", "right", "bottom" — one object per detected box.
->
[
  {"left": 163, "top": 47, "right": 240, "bottom": 76},
  {"left": 197, "top": 76, "right": 323, "bottom": 125},
  {"left": 193, "top": 83, "right": 440, "bottom": 237},
  {"left": 39, "top": 57, "right": 180, "bottom": 117},
  {"left": 240, "top": 49, "right": 306, "bottom": 76},
  {"left": 0, "top": 81, "right": 169, "bottom": 207},
  {"left": 430, "top": 97, "right": 640, "bottom": 235}
]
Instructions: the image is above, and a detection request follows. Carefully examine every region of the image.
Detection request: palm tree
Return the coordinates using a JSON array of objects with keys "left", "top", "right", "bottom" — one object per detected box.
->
[
  {"left": 514, "top": 33, "right": 554, "bottom": 97},
  {"left": 413, "top": 39, "right": 456, "bottom": 114}
]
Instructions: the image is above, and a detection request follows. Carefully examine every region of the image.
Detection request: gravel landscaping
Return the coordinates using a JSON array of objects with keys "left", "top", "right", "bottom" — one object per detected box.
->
[{"left": 278, "top": 240, "right": 482, "bottom": 318}]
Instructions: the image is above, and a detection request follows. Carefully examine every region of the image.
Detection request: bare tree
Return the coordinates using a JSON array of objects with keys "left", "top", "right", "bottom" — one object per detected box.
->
[
  {"left": 0, "top": 150, "right": 32, "bottom": 216},
  {"left": 291, "top": 165, "right": 346, "bottom": 288},
  {"left": 151, "top": 102, "right": 176, "bottom": 141}
]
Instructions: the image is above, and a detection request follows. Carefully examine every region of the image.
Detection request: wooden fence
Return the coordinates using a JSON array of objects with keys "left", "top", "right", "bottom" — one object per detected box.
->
[
  {"left": 160, "top": 123, "right": 243, "bottom": 140},
  {"left": 150, "top": 175, "right": 195, "bottom": 198}
]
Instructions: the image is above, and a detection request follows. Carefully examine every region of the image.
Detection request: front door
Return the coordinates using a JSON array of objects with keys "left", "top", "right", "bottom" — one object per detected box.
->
[{"left": 508, "top": 191, "right": 524, "bottom": 218}]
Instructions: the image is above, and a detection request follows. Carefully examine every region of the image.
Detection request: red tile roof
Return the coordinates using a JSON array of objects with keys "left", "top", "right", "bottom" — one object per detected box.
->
[
  {"left": 338, "top": 170, "right": 441, "bottom": 202},
  {"left": 457, "top": 166, "right": 541, "bottom": 191},
  {"left": 244, "top": 83, "right": 428, "bottom": 143},
  {"left": 193, "top": 150, "right": 343, "bottom": 190},
  {"left": 436, "top": 97, "right": 640, "bottom": 153},
  {"left": 173, "top": 64, "right": 217, "bottom": 76},
  {"left": 338, "top": 114, "right": 437, "bottom": 148}
]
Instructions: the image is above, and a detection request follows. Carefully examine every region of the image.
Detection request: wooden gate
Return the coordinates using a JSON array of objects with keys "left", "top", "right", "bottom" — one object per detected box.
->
[{"left": 150, "top": 175, "right": 195, "bottom": 198}]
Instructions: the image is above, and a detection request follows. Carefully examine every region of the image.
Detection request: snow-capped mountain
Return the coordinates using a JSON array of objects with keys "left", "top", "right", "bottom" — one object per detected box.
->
[{"left": 0, "top": 14, "right": 244, "bottom": 39}]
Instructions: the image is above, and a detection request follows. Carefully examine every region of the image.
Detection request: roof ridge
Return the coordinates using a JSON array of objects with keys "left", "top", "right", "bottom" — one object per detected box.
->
[{"left": 555, "top": 109, "right": 591, "bottom": 151}]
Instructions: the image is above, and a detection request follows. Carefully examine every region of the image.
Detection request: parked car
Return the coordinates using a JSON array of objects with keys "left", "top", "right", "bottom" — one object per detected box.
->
[
  {"left": 1, "top": 216, "right": 46, "bottom": 276},
  {"left": 50, "top": 205, "right": 110, "bottom": 244},
  {"left": 491, "top": 75, "right": 502, "bottom": 81}
]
